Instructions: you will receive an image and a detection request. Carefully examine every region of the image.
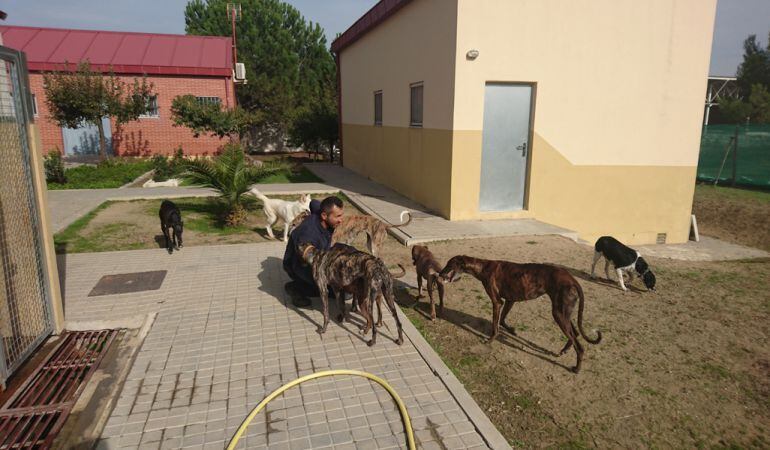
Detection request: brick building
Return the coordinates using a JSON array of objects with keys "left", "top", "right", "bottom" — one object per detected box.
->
[{"left": 0, "top": 25, "right": 236, "bottom": 157}]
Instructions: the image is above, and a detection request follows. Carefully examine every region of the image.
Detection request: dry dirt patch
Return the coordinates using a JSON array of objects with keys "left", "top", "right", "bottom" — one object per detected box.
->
[{"left": 376, "top": 235, "right": 769, "bottom": 449}]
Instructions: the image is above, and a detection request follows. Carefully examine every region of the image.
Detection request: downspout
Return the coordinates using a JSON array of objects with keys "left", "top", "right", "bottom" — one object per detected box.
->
[{"left": 335, "top": 52, "right": 343, "bottom": 166}]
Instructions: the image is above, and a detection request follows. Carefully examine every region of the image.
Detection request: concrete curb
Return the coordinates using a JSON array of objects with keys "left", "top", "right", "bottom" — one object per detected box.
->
[{"left": 393, "top": 281, "right": 512, "bottom": 450}]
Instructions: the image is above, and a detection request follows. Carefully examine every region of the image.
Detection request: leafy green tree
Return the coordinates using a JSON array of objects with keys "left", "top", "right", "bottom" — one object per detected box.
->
[
  {"left": 719, "top": 97, "right": 753, "bottom": 124},
  {"left": 184, "top": 0, "right": 336, "bottom": 139},
  {"left": 43, "top": 62, "right": 154, "bottom": 160},
  {"left": 289, "top": 96, "right": 338, "bottom": 161},
  {"left": 735, "top": 34, "right": 770, "bottom": 97},
  {"left": 180, "top": 143, "right": 288, "bottom": 226},
  {"left": 170, "top": 94, "right": 263, "bottom": 139},
  {"left": 748, "top": 83, "right": 770, "bottom": 124}
]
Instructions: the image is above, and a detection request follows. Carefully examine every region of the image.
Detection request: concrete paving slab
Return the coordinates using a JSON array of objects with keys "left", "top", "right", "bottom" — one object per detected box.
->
[{"left": 60, "top": 243, "right": 510, "bottom": 449}]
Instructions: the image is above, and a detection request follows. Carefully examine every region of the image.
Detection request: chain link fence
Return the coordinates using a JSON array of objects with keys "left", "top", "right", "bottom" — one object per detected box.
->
[
  {"left": 697, "top": 124, "right": 770, "bottom": 188},
  {"left": 0, "top": 48, "right": 53, "bottom": 385}
]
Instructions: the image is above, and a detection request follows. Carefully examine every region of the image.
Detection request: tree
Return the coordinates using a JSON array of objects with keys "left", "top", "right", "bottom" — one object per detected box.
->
[
  {"left": 288, "top": 94, "right": 338, "bottom": 161},
  {"left": 184, "top": 0, "right": 336, "bottom": 138},
  {"left": 180, "top": 143, "right": 288, "bottom": 226},
  {"left": 735, "top": 34, "right": 770, "bottom": 97},
  {"left": 170, "top": 94, "right": 263, "bottom": 139},
  {"left": 43, "top": 62, "right": 154, "bottom": 160}
]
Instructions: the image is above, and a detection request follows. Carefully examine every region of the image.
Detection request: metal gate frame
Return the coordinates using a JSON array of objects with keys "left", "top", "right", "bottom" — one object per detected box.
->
[{"left": 0, "top": 45, "right": 55, "bottom": 387}]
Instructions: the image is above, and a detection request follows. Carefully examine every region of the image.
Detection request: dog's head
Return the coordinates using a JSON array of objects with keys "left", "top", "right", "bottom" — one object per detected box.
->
[
  {"left": 298, "top": 194, "right": 312, "bottom": 210},
  {"left": 411, "top": 245, "right": 429, "bottom": 265},
  {"left": 439, "top": 255, "right": 468, "bottom": 282},
  {"left": 298, "top": 243, "right": 317, "bottom": 265},
  {"left": 636, "top": 257, "right": 656, "bottom": 291}
]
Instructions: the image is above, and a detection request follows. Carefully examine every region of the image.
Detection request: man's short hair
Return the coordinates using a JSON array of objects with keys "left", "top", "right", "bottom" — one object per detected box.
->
[{"left": 320, "top": 196, "right": 343, "bottom": 214}]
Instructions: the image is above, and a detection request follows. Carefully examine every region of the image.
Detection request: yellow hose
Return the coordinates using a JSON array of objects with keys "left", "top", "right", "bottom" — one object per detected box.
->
[{"left": 226, "top": 369, "right": 416, "bottom": 450}]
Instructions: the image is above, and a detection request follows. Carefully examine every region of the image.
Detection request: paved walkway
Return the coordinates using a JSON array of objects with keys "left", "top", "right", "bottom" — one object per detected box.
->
[{"left": 61, "top": 243, "right": 510, "bottom": 450}]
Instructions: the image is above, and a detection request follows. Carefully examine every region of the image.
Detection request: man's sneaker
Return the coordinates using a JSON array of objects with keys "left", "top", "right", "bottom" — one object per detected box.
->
[
  {"left": 292, "top": 296, "right": 312, "bottom": 308},
  {"left": 285, "top": 282, "right": 312, "bottom": 308}
]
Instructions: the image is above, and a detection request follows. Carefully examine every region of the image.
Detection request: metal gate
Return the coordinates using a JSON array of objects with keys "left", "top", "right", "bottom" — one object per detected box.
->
[{"left": 0, "top": 46, "right": 53, "bottom": 387}]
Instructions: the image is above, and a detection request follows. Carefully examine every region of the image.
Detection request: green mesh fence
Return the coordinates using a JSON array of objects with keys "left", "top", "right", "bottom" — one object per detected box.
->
[{"left": 697, "top": 124, "right": 770, "bottom": 188}]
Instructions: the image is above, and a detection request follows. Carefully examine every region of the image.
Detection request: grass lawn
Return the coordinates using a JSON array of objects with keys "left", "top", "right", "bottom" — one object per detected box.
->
[
  {"left": 54, "top": 192, "right": 354, "bottom": 254},
  {"left": 258, "top": 166, "right": 323, "bottom": 184},
  {"left": 47, "top": 159, "right": 153, "bottom": 190},
  {"left": 692, "top": 184, "right": 770, "bottom": 251}
]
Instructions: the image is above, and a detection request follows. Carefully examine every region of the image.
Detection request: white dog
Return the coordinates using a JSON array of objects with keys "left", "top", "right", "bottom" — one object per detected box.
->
[
  {"left": 249, "top": 188, "right": 311, "bottom": 242},
  {"left": 143, "top": 178, "right": 180, "bottom": 188}
]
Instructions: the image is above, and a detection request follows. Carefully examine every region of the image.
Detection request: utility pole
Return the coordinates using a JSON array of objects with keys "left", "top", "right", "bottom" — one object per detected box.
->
[{"left": 227, "top": 3, "right": 241, "bottom": 107}]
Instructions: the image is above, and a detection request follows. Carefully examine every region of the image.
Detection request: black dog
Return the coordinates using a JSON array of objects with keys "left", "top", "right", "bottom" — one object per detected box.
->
[
  {"left": 591, "top": 236, "right": 655, "bottom": 291},
  {"left": 159, "top": 200, "right": 183, "bottom": 254}
]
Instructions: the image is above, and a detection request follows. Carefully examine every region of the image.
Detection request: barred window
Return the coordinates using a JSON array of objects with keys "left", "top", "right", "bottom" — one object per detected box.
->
[
  {"left": 31, "top": 93, "right": 38, "bottom": 116},
  {"left": 141, "top": 95, "right": 159, "bottom": 118},
  {"left": 196, "top": 96, "right": 222, "bottom": 106}
]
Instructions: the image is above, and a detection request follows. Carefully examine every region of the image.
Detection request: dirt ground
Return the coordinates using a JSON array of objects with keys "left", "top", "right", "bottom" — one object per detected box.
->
[
  {"left": 375, "top": 236, "right": 770, "bottom": 449},
  {"left": 692, "top": 185, "right": 770, "bottom": 252}
]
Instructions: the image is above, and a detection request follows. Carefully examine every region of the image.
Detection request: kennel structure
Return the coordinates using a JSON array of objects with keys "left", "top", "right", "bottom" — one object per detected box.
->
[{"left": 332, "top": 0, "right": 717, "bottom": 244}]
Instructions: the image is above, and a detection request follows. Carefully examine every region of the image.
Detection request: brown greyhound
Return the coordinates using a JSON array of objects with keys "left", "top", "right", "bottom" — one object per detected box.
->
[
  {"left": 411, "top": 245, "right": 446, "bottom": 320},
  {"left": 439, "top": 255, "right": 602, "bottom": 373}
]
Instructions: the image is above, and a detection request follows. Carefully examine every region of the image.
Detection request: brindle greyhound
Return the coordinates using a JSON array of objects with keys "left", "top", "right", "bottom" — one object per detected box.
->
[
  {"left": 299, "top": 243, "right": 405, "bottom": 346},
  {"left": 440, "top": 255, "right": 602, "bottom": 373},
  {"left": 331, "top": 211, "right": 412, "bottom": 257}
]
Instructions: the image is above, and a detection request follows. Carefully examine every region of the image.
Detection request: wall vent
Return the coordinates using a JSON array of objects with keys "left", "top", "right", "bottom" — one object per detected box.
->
[{"left": 656, "top": 233, "right": 667, "bottom": 244}]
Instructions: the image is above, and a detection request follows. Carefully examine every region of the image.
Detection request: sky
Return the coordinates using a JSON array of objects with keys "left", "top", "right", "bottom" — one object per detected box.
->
[{"left": 2, "top": 0, "right": 768, "bottom": 77}]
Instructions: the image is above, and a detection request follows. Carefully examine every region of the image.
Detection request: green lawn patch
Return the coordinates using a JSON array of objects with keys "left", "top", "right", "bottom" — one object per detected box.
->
[
  {"left": 258, "top": 166, "right": 323, "bottom": 184},
  {"left": 48, "top": 159, "right": 152, "bottom": 190}
]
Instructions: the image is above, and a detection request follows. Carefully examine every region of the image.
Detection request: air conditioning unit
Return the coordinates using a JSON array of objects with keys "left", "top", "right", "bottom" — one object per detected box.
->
[{"left": 234, "top": 63, "right": 247, "bottom": 84}]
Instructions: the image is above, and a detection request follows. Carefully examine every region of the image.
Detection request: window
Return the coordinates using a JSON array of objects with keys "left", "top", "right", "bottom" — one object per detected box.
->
[
  {"left": 410, "top": 83, "right": 423, "bottom": 127},
  {"left": 374, "top": 91, "right": 382, "bottom": 126},
  {"left": 31, "top": 93, "right": 38, "bottom": 116},
  {"left": 196, "top": 96, "right": 222, "bottom": 106},
  {"left": 141, "top": 95, "right": 159, "bottom": 118}
]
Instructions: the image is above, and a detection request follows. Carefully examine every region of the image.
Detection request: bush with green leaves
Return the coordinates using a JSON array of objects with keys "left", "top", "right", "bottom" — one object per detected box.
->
[
  {"left": 180, "top": 144, "right": 289, "bottom": 226},
  {"left": 151, "top": 147, "right": 188, "bottom": 181},
  {"left": 47, "top": 159, "right": 153, "bottom": 190},
  {"left": 43, "top": 150, "right": 66, "bottom": 184}
]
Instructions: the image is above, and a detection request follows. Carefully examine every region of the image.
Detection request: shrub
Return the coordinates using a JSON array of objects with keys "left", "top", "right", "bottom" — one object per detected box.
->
[
  {"left": 152, "top": 147, "right": 188, "bottom": 181},
  {"left": 44, "top": 150, "right": 66, "bottom": 184}
]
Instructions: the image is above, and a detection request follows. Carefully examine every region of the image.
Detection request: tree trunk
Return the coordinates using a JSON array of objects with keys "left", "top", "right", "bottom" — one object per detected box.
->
[{"left": 96, "top": 118, "right": 108, "bottom": 160}]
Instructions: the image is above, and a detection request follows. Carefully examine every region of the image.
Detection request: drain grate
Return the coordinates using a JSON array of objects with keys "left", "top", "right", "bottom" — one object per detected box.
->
[
  {"left": 88, "top": 270, "right": 167, "bottom": 297},
  {"left": 0, "top": 330, "right": 119, "bottom": 449}
]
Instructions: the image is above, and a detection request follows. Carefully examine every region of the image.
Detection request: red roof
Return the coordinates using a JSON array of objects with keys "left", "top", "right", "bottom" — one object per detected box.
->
[
  {"left": 0, "top": 25, "right": 233, "bottom": 77},
  {"left": 331, "top": 0, "right": 413, "bottom": 54}
]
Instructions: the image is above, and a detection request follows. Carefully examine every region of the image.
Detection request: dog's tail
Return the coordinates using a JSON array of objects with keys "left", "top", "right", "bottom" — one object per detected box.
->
[
  {"left": 576, "top": 282, "right": 602, "bottom": 344},
  {"left": 248, "top": 187, "right": 270, "bottom": 203},
  {"left": 390, "top": 210, "right": 412, "bottom": 228},
  {"left": 389, "top": 264, "right": 406, "bottom": 279}
]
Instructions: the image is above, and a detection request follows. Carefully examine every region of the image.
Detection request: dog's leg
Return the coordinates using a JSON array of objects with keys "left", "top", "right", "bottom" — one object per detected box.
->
[
  {"left": 367, "top": 288, "right": 378, "bottom": 346},
  {"left": 591, "top": 252, "right": 601, "bottom": 278},
  {"left": 334, "top": 289, "right": 346, "bottom": 323},
  {"left": 162, "top": 225, "right": 172, "bottom": 254},
  {"left": 416, "top": 274, "right": 424, "bottom": 299},
  {"left": 552, "top": 305, "right": 582, "bottom": 373},
  {"left": 318, "top": 286, "right": 330, "bottom": 334},
  {"left": 500, "top": 298, "right": 517, "bottom": 335},
  {"left": 427, "top": 275, "right": 436, "bottom": 320},
  {"left": 604, "top": 260, "right": 611, "bottom": 280},
  {"left": 366, "top": 233, "right": 375, "bottom": 257},
  {"left": 483, "top": 284, "right": 503, "bottom": 344},
  {"left": 436, "top": 279, "right": 446, "bottom": 318},
  {"left": 282, "top": 219, "right": 290, "bottom": 243},
  {"left": 375, "top": 294, "right": 383, "bottom": 328},
  {"left": 264, "top": 210, "right": 277, "bottom": 239},
  {"left": 616, "top": 268, "right": 628, "bottom": 291},
  {"left": 383, "top": 288, "right": 404, "bottom": 345}
]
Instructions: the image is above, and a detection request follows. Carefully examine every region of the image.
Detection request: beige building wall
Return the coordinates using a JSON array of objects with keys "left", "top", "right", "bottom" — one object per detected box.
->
[
  {"left": 339, "top": 0, "right": 458, "bottom": 217},
  {"left": 450, "top": 0, "right": 717, "bottom": 243}
]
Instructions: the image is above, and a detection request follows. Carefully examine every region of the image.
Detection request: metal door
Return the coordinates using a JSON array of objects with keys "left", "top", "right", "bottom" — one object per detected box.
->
[
  {"left": 0, "top": 46, "right": 54, "bottom": 386},
  {"left": 479, "top": 83, "right": 533, "bottom": 211},
  {"left": 62, "top": 117, "right": 112, "bottom": 156}
]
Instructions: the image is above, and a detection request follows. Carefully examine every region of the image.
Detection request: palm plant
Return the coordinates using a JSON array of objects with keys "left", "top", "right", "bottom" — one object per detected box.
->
[{"left": 181, "top": 144, "right": 289, "bottom": 226}]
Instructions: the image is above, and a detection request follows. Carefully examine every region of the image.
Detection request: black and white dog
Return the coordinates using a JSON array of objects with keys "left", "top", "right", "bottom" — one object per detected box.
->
[
  {"left": 159, "top": 200, "right": 183, "bottom": 254},
  {"left": 591, "top": 236, "right": 656, "bottom": 292}
]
